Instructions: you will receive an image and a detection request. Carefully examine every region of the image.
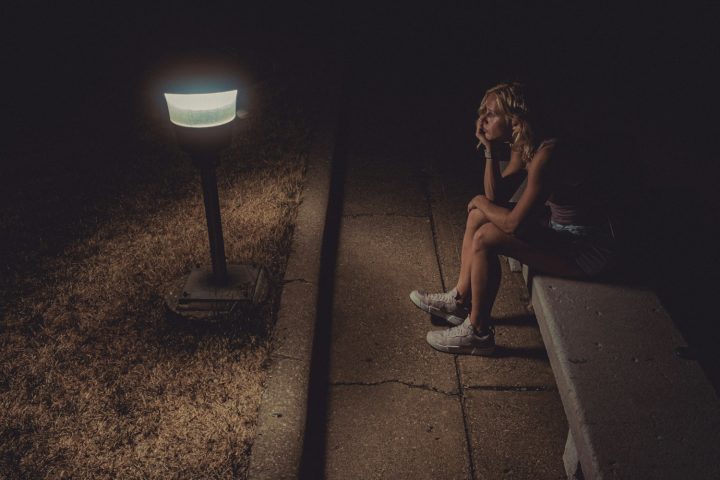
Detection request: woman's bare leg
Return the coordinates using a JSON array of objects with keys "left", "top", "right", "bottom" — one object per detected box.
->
[
  {"left": 468, "top": 225, "right": 502, "bottom": 331},
  {"left": 467, "top": 223, "right": 585, "bottom": 330},
  {"left": 455, "top": 208, "right": 490, "bottom": 301}
]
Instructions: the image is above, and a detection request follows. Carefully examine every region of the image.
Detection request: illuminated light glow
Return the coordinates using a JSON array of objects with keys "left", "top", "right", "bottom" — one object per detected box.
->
[{"left": 164, "top": 90, "right": 237, "bottom": 128}]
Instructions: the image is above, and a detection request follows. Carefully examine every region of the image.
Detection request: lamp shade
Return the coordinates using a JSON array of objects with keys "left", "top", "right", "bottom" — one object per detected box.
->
[{"left": 164, "top": 90, "right": 237, "bottom": 128}]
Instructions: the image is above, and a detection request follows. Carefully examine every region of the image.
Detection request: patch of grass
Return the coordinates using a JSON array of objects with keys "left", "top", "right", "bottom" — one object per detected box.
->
[{"left": 0, "top": 70, "right": 318, "bottom": 478}]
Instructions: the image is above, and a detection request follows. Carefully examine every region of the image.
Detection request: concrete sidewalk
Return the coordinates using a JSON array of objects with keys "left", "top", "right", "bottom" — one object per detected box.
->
[{"left": 318, "top": 84, "right": 569, "bottom": 479}]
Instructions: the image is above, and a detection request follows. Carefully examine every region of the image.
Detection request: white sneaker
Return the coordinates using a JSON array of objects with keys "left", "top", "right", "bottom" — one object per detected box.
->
[
  {"left": 426, "top": 318, "right": 495, "bottom": 356},
  {"left": 410, "top": 288, "right": 469, "bottom": 326}
]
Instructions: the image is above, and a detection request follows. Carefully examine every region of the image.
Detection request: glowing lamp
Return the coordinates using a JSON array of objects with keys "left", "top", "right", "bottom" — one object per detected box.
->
[
  {"left": 164, "top": 90, "right": 238, "bottom": 128},
  {"left": 159, "top": 68, "right": 265, "bottom": 318}
]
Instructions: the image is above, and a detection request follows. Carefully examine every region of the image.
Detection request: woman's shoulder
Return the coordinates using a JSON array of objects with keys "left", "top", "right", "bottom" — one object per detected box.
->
[
  {"left": 534, "top": 138, "right": 560, "bottom": 162},
  {"left": 540, "top": 135, "right": 595, "bottom": 184},
  {"left": 538, "top": 137, "right": 559, "bottom": 150},
  {"left": 537, "top": 136, "right": 590, "bottom": 162},
  {"left": 529, "top": 135, "right": 589, "bottom": 172},
  {"left": 530, "top": 137, "right": 559, "bottom": 165}
]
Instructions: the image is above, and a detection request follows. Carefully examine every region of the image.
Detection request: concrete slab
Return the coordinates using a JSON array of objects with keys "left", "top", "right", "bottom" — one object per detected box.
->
[
  {"left": 325, "top": 382, "right": 469, "bottom": 480},
  {"left": 271, "top": 281, "right": 316, "bottom": 362},
  {"left": 465, "top": 390, "right": 567, "bottom": 480},
  {"left": 283, "top": 148, "right": 331, "bottom": 283},
  {"left": 344, "top": 157, "right": 420, "bottom": 184},
  {"left": 342, "top": 168, "right": 428, "bottom": 217},
  {"left": 492, "top": 263, "right": 532, "bottom": 318},
  {"left": 344, "top": 100, "right": 434, "bottom": 162},
  {"left": 531, "top": 275, "right": 720, "bottom": 479},
  {"left": 248, "top": 356, "right": 309, "bottom": 480},
  {"left": 330, "top": 215, "right": 458, "bottom": 394},
  {"left": 430, "top": 171, "right": 480, "bottom": 218},
  {"left": 342, "top": 109, "right": 435, "bottom": 217},
  {"left": 426, "top": 167, "right": 479, "bottom": 289},
  {"left": 284, "top": 128, "right": 334, "bottom": 270},
  {"left": 458, "top": 324, "right": 554, "bottom": 389}
]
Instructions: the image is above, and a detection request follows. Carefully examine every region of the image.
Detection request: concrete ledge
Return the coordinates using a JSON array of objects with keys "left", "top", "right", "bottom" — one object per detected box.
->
[
  {"left": 247, "top": 104, "right": 337, "bottom": 478},
  {"left": 247, "top": 355, "right": 311, "bottom": 478},
  {"left": 529, "top": 274, "right": 720, "bottom": 479}
]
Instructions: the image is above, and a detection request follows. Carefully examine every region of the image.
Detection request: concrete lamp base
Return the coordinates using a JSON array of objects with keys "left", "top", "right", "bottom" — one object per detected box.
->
[{"left": 165, "top": 264, "right": 268, "bottom": 321}]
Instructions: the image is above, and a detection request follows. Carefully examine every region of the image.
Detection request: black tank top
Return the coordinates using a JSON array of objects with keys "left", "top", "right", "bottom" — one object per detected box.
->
[{"left": 541, "top": 138, "right": 607, "bottom": 226}]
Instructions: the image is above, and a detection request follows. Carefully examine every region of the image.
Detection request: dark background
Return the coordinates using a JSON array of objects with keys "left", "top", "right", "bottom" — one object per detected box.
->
[{"left": 3, "top": 3, "right": 719, "bottom": 384}]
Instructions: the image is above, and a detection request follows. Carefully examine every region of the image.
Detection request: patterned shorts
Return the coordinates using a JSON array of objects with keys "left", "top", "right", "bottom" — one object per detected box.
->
[
  {"left": 547, "top": 220, "right": 616, "bottom": 277},
  {"left": 506, "top": 203, "right": 617, "bottom": 278}
]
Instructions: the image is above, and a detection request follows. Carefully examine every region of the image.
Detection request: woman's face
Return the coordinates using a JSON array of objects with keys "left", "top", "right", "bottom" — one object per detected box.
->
[{"left": 480, "top": 94, "right": 512, "bottom": 142}]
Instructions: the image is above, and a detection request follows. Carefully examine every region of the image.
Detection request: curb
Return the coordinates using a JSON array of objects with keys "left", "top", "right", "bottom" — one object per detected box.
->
[{"left": 246, "top": 95, "right": 338, "bottom": 479}]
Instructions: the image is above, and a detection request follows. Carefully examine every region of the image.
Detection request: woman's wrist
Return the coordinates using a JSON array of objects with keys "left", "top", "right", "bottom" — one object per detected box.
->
[{"left": 483, "top": 145, "right": 493, "bottom": 160}]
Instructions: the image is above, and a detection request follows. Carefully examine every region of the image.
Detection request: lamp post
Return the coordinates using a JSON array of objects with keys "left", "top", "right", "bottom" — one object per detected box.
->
[{"left": 163, "top": 81, "right": 266, "bottom": 317}]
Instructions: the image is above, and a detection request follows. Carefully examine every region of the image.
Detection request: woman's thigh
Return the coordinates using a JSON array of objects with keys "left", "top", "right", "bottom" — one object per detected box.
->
[{"left": 482, "top": 223, "right": 587, "bottom": 278}]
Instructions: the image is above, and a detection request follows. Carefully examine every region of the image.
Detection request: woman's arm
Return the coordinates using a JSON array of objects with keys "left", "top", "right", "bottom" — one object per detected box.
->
[
  {"left": 470, "top": 147, "right": 526, "bottom": 210},
  {"left": 476, "top": 119, "right": 526, "bottom": 204},
  {"left": 475, "top": 145, "right": 553, "bottom": 234},
  {"left": 476, "top": 116, "right": 499, "bottom": 201}
]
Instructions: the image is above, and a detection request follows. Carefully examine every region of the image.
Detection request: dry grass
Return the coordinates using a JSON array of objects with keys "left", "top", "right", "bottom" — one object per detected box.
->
[{"left": 0, "top": 75, "right": 317, "bottom": 478}]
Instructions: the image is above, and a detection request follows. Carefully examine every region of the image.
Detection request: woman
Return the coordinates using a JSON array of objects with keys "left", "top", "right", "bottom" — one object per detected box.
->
[{"left": 410, "top": 82, "right": 616, "bottom": 356}]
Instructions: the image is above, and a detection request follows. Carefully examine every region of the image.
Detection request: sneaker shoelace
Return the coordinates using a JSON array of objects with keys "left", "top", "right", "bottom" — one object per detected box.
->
[
  {"left": 448, "top": 322, "right": 493, "bottom": 339},
  {"left": 426, "top": 291, "right": 455, "bottom": 304},
  {"left": 447, "top": 321, "right": 472, "bottom": 337}
]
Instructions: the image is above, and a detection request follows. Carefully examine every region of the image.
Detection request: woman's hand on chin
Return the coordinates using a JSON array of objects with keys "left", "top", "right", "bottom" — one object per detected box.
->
[{"left": 475, "top": 117, "right": 492, "bottom": 152}]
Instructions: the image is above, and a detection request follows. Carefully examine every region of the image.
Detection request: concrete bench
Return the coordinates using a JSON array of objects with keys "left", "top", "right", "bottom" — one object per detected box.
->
[
  {"left": 495, "top": 159, "right": 720, "bottom": 477},
  {"left": 523, "top": 267, "right": 720, "bottom": 479}
]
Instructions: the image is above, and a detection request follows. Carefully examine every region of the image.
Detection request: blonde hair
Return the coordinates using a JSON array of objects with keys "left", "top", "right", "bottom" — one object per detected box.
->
[{"left": 478, "top": 82, "right": 542, "bottom": 164}]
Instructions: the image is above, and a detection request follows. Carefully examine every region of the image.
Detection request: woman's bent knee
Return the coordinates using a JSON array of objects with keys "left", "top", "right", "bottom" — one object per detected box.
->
[
  {"left": 471, "top": 223, "right": 504, "bottom": 253},
  {"left": 466, "top": 208, "right": 488, "bottom": 231},
  {"left": 471, "top": 228, "right": 489, "bottom": 253}
]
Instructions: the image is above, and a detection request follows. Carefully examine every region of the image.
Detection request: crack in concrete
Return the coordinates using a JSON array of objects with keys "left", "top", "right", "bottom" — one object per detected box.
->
[
  {"left": 422, "top": 163, "right": 474, "bottom": 479},
  {"left": 454, "top": 356, "right": 477, "bottom": 480},
  {"left": 463, "top": 385, "right": 557, "bottom": 392},
  {"left": 420, "top": 169, "right": 447, "bottom": 292},
  {"left": 331, "top": 379, "right": 459, "bottom": 397},
  {"left": 283, "top": 278, "right": 313, "bottom": 285},
  {"left": 341, "top": 213, "right": 427, "bottom": 219}
]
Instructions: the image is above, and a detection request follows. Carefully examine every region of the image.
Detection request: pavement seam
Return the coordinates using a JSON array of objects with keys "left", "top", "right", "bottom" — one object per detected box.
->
[
  {"left": 330, "top": 379, "right": 459, "bottom": 397},
  {"left": 341, "top": 213, "right": 427, "bottom": 219},
  {"left": 420, "top": 168, "right": 448, "bottom": 292},
  {"left": 283, "top": 278, "right": 313, "bottom": 285},
  {"left": 463, "top": 385, "right": 557, "bottom": 392},
  {"left": 454, "top": 356, "right": 477, "bottom": 480},
  {"left": 422, "top": 160, "right": 475, "bottom": 479}
]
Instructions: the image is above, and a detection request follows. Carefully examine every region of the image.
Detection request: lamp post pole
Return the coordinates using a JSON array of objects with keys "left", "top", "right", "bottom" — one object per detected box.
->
[{"left": 196, "top": 153, "right": 228, "bottom": 284}]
